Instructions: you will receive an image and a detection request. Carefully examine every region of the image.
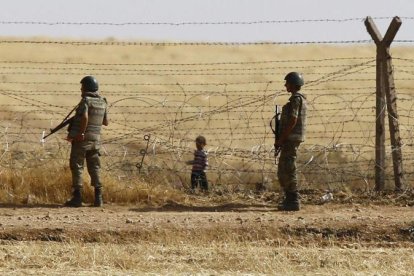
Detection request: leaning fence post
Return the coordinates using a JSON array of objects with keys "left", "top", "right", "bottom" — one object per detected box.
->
[
  {"left": 365, "top": 17, "right": 386, "bottom": 191},
  {"left": 364, "top": 16, "right": 404, "bottom": 191}
]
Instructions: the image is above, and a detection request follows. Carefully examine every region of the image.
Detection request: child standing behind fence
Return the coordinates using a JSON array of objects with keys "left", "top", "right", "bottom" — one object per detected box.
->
[{"left": 186, "top": 135, "right": 209, "bottom": 192}]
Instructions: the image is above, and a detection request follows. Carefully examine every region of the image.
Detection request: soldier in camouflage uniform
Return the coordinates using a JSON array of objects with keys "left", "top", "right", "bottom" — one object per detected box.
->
[
  {"left": 275, "top": 72, "right": 307, "bottom": 211},
  {"left": 64, "top": 76, "right": 109, "bottom": 207}
]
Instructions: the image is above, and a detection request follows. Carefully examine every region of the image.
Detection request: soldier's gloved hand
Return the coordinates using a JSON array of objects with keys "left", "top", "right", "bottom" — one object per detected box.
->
[
  {"left": 274, "top": 141, "right": 282, "bottom": 150},
  {"left": 73, "top": 133, "right": 85, "bottom": 142},
  {"left": 274, "top": 142, "right": 282, "bottom": 157}
]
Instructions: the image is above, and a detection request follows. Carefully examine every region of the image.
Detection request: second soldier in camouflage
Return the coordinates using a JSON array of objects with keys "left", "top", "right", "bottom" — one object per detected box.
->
[{"left": 275, "top": 72, "right": 307, "bottom": 211}]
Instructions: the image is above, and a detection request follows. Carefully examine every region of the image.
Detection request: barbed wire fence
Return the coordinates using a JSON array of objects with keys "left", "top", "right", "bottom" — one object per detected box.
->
[{"left": 0, "top": 17, "right": 413, "bottom": 192}]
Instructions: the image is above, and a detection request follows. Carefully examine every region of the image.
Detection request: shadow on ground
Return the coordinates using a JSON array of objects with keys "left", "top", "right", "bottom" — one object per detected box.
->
[
  {"left": 0, "top": 203, "right": 62, "bottom": 209},
  {"left": 130, "top": 200, "right": 277, "bottom": 212}
]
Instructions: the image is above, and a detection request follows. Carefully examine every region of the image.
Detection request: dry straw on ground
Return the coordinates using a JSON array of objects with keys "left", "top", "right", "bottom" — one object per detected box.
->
[{"left": 1, "top": 241, "right": 413, "bottom": 275}]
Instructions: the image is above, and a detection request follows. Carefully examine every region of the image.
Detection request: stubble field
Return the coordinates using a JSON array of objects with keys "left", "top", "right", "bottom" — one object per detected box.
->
[{"left": 1, "top": 197, "right": 414, "bottom": 275}]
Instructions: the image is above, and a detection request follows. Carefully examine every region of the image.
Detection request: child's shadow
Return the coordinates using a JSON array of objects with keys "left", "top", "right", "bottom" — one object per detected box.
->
[{"left": 130, "top": 200, "right": 276, "bottom": 212}]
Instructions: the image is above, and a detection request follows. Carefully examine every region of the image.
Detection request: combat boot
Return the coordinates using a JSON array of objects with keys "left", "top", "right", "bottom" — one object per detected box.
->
[
  {"left": 94, "top": 187, "right": 103, "bottom": 207},
  {"left": 277, "top": 195, "right": 288, "bottom": 210},
  {"left": 278, "top": 191, "right": 300, "bottom": 211},
  {"left": 64, "top": 189, "right": 82, "bottom": 207}
]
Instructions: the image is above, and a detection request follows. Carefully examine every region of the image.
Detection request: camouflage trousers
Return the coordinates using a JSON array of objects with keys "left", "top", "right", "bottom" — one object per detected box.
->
[
  {"left": 277, "top": 141, "right": 301, "bottom": 193},
  {"left": 70, "top": 141, "right": 102, "bottom": 190}
]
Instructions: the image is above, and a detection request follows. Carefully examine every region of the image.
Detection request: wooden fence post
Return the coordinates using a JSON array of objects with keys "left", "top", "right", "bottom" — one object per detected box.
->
[
  {"left": 365, "top": 17, "right": 386, "bottom": 191},
  {"left": 364, "top": 16, "right": 404, "bottom": 191}
]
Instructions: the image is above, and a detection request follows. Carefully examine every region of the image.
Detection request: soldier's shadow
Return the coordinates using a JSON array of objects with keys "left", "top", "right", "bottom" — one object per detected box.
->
[{"left": 0, "top": 203, "right": 62, "bottom": 209}]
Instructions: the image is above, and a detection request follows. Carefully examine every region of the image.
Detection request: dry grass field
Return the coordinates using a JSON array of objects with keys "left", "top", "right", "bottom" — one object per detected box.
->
[
  {"left": 0, "top": 200, "right": 414, "bottom": 275},
  {"left": 0, "top": 37, "right": 413, "bottom": 274}
]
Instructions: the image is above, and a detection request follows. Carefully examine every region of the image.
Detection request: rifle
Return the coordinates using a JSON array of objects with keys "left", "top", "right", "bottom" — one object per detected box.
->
[
  {"left": 270, "top": 105, "right": 282, "bottom": 160},
  {"left": 43, "top": 105, "right": 78, "bottom": 140}
]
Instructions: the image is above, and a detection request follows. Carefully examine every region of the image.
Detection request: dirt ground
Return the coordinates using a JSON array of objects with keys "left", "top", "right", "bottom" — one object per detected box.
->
[
  {"left": 0, "top": 196, "right": 413, "bottom": 247},
  {"left": 1, "top": 194, "right": 414, "bottom": 275}
]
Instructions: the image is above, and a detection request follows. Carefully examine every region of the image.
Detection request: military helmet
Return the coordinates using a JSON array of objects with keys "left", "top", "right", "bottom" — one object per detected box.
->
[
  {"left": 80, "top": 76, "right": 99, "bottom": 92},
  {"left": 284, "top": 72, "right": 304, "bottom": 86}
]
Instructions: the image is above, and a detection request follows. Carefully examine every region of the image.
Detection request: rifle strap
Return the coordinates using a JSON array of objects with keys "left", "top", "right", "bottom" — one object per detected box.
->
[{"left": 60, "top": 104, "right": 79, "bottom": 124}]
